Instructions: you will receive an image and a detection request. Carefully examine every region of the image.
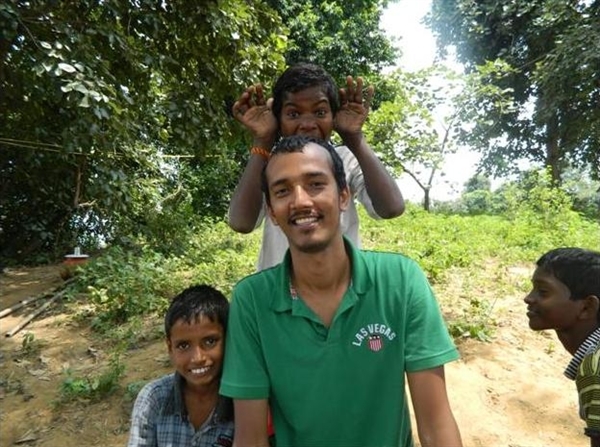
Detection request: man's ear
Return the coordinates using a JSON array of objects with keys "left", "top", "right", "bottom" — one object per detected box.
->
[
  {"left": 580, "top": 295, "right": 600, "bottom": 321},
  {"left": 166, "top": 337, "right": 172, "bottom": 353},
  {"left": 339, "top": 185, "right": 350, "bottom": 212}
]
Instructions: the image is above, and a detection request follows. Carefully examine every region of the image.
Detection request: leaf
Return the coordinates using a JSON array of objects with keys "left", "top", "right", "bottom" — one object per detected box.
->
[{"left": 58, "top": 62, "right": 76, "bottom": 73}]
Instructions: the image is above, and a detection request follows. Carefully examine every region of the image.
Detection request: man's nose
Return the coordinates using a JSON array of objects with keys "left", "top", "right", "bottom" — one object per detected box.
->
[{"left": 291, "top": 185, "right": 312, "bottom": 208}]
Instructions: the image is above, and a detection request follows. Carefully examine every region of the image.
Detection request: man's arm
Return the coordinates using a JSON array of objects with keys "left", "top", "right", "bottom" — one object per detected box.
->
[
  {"left": 335, "top": 76, "right": 405, "bottom": 219},
  {"left": 407, "top": 366, "right": 462, "bottom": 447},
  {"left": 232, "top": 399, "right": 270, "bottom": 447},
  {"left": 228, "top": 84, "right": 277, "bottom": 233}
]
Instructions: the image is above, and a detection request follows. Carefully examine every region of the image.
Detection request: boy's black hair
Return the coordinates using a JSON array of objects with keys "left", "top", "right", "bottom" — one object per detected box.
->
[
  {"left": 261, "top": 135, "right": 347, "bottom": 208},
  {"left": 271, "top": 63, "right": 339, "bottom": 122},
  {"left": 164, "top": 285, "right": 229, "bottom": 338},
  {"left": 536, "top": 247, "right": 600, "bottom": 311}
]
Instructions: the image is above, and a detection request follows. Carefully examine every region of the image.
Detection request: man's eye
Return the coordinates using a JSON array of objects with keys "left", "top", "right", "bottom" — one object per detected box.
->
[
  {"left": 176, "top": 342, "right": 189, "bottom": 350},
  {"left": 274, "top": 188, "right": 289, "bottom": 197},
  {"left": 315, "top": 109, "right": 327, "bottom": 117},
  {"left": 286, "top": 111, "right": 299, "bottom": 118},
  {"left": 310, "top": 182, "right": 325, "bottom": 189}
]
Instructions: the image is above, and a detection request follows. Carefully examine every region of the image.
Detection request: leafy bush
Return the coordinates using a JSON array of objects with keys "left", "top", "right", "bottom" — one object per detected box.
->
[{"left": 57, "top": 354, "right": 125, "bottom": 404}]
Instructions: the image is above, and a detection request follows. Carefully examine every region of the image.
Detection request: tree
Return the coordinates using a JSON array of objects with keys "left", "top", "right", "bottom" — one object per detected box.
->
[
  {"left": 0, "top": 0, "right": 286, "bottom": 263},
  {"left": 365, "top": 67, "right": 465, "bottom": 211},
  {"left": 1, "top": 0, "right": 398, "bottom": 264},
  {"left": 428, "top": 0, "right": 600, "bottom": 183},
  {"left": 265, "top": 0, "right": 397, "bottom": 85}
]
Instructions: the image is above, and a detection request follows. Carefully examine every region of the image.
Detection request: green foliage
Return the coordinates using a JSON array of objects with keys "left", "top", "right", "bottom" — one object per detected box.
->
[
  {"left": 267, "top": 0, "right": 397, "bottom": 83},
  {"left": 365, "top": 67, "right": 469, "bottom": 210},
  {"left": 62, "top": 188, "right": 598, "bottom": 348},
  {"left": 70, "top": 220, "right": 258, "bottom": 331},
  {"left": 428, "top": 0, "right": 600, "bottom": 182},
  {"left": 0, "top": 0, "right": 286, "bottom": 264},
  {"left": 447, "top": 298, "right": 496, "bottom": 342},
  {"left": 1, "top": 0, "right": 398, "bottom": 265},
  {"left": 57, "top": 353, "right": 125, "bottom": 404}
]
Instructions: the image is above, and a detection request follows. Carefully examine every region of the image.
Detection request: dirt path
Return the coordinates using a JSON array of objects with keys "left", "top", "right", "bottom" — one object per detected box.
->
[{"left": 0, "top": 265, "right": 587, "bottom": 447}]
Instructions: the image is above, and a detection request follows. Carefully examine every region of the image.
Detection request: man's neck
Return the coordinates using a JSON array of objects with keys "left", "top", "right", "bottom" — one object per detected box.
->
[
  {"left": 289, "top": 237, "right": 351, "bottom": 327},
  {"left": 290, "top": 237, "right": 350, "bottom": 292}
]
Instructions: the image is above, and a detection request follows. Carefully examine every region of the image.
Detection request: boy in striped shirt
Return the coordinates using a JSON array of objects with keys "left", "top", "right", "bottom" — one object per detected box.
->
[{"left": 524, "top": 247, "right": 600, "bottom": 447}]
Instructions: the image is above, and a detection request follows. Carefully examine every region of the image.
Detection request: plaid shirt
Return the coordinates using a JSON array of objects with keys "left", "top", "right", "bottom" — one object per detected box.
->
[{"left": 127, "top": 372, "right": 234, "bottom": 447}]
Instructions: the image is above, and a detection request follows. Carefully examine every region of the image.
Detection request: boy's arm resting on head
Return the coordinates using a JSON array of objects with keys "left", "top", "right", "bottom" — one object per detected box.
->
[
  {"left": 335, "top": 76, "right": 404, "bottom": 218},
  {"left": 232, "top": 399, "right": 270, "bottom": 447},
  {"left": 407, "top": 366, "right": 463, "bottom": 447},
  {"left": 229, "top": 84, "right": 277, "bottom": 233},
  {"left": 342, "top": 132, "right": 405, "bottom": 218}
]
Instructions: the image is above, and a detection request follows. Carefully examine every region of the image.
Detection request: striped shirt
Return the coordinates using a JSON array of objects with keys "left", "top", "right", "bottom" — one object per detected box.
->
[
  {"left": 564, "top": 327, "right": 600, "bottom": 438},
  {"left": 127, "top": 372, "right": 234, "bottom": 447}
]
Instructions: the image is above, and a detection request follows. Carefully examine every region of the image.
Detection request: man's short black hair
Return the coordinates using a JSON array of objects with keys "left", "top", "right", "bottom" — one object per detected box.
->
[
  {"left": 271, "top": 63, "right": 339, "bottom": 122},
  {"left": 164, "top": 285, "right": 229, "bottom": 338},
  {"left": 261, "top": 135, "right": 346, "bottom": 207}
]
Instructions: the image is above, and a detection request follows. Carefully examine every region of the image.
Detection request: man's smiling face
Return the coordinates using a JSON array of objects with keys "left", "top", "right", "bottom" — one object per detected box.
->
[{"left": 265, "top": 142, "right": 349, "bottom": 254}]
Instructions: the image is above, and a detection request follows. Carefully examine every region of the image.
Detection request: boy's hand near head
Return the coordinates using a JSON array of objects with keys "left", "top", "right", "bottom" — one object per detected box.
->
[
  {"left": 335, "top": 76, "right": 374, "bottom": 146},
  {"left": 232, "top": 84, "right": 277, "bottom": 150}
]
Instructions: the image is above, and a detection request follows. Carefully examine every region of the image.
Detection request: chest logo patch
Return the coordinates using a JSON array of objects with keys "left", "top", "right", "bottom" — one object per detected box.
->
[{"left": 352, "top": 323, "right": 396, "bottom": 350}]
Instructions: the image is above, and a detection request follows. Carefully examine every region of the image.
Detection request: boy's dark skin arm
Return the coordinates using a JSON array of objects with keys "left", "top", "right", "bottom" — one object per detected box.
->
[
  {"left": 229, "top": 84, "right": 276, "bottom": 233},
  {"left": 232, "top": 399, "right": 269, "bottom": 447},
  {"left": 336, "top": 76, "right": 405, "bottom": 218}
]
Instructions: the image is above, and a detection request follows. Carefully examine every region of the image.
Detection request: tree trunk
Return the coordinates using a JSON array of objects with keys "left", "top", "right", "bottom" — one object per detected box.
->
[
  {"left": 545, "top": 112, "right": 562, "bottom": 185},
  {"left": 423, "top": 188, "right": 431, "bottom": 212}
]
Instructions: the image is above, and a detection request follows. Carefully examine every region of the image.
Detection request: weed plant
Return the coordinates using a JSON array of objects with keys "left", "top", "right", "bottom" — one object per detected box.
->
[{"left": 57, "top": 353, "right": 125, "bottom": 405}]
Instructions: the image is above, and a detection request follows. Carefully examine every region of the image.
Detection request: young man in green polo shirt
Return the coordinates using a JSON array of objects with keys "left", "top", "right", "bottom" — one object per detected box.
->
[{"left": 220, "top": 135, "right": 463, "bottom": 447}]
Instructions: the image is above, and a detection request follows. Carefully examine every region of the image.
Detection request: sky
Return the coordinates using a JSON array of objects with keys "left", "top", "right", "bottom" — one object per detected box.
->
[{"left": 380, "top": 0, "right": 481, "bottom": 202}]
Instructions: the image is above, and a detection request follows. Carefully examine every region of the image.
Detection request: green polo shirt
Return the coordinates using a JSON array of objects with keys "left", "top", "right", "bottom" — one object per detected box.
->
[{"left": 220, "top": 240, "right": 459, "bottom": 447}]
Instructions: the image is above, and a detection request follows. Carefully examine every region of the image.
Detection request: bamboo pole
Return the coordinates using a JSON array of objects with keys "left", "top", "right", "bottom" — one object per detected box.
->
[
  {"left": 0, "top": 277, "right": 75, "bottom": 319},
  {"left": 5, "top": 289, "right": 68, "bottom": 338},
  {"left": 0, "top": 292, "right": 53, "bottom": 318}
]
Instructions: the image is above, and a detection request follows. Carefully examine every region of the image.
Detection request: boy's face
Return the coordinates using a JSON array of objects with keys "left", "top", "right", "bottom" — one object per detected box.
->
[
  {"left": 167, "top": 315, "right": 224, "bottom": 390},
  {"left": 524, "top": 267, "right": 586, "bottom": 331},
  {"left": 279, "top": 86, "right": 334, "bottom": 141},
  {"left": 266, "top": 142, "right": 349, "bottom": 254}
]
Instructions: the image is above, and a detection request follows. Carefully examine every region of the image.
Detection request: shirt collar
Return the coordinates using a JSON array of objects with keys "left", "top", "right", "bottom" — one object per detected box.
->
[
  {"left": 270, "top": 236, "right": 372, "bottom": 313},
  {"left": 163, "top": 372, "right": 233, "bottom": 423},
  {"left": 564, "top": 327, "right": 600, "bottom": 380}
]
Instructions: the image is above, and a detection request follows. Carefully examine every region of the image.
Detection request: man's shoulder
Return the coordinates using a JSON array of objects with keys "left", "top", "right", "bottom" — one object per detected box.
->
[
  {"left": 234, "top": 264, "right": 283, "bottom": 295},
  {"left": 359, "top": 248, "right": 419, "bottom": 268}
]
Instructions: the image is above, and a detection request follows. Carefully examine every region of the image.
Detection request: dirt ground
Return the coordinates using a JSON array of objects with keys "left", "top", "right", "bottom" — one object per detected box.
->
[{"left": 0, "top": 264, "right": 588, "bottom": 447}]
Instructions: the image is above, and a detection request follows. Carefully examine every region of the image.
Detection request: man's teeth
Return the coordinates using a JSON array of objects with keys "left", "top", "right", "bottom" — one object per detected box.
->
[
  {"left": 294, "top": 216, "right": 317, "bottom": 225},
  {"left": 191, "top": 367, "right": 210, "bottom": 374}
]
